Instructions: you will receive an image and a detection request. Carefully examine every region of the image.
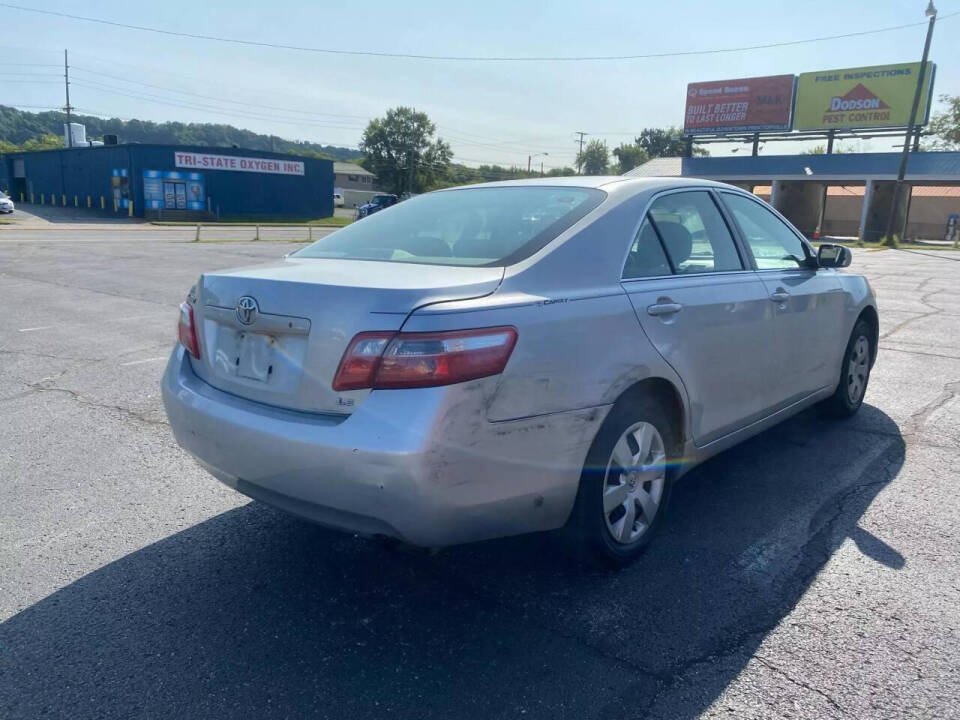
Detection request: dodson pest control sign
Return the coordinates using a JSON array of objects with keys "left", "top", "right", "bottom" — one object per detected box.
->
[
  {"left": 174, "top": 151, "right": 305, "bottom": 176},
  {"left": 794, "top": 62, "right": 936, "bottom": 131},
  {"left": 684, "top": 75, "right": 796, "bottom": 135}
]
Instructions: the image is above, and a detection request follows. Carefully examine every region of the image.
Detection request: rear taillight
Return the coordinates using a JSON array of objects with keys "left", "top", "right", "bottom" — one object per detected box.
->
[
  {"left": 331, "top": 332, "right": 393, "bottom": 391},
  {"left": 332, "top": 327, "right": 517, "bottom": 391},
  {"left": 177, "top": 302, "right": 201, "bottom": 359}
]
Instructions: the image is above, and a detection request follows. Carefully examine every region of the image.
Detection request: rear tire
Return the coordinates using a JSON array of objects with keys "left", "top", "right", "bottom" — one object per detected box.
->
[
  {"left": 567, "top": 396, "right": 678, "bottom": 567},
  {"left": 821, "top": 319, "right": 873, "bottom": 418}
]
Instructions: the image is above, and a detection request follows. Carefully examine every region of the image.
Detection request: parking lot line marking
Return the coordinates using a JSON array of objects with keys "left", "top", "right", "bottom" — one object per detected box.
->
[
  {"left": 119, "top": 356, "right": 167, "bottom": 367},
  {"left": 18, "top": 326, "right": 53, "bottom": 332}
]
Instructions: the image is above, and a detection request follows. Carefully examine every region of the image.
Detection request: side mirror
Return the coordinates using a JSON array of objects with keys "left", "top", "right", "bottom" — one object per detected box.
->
[{"left": 817, "top": 243, "right": 851, "bottom": 268}]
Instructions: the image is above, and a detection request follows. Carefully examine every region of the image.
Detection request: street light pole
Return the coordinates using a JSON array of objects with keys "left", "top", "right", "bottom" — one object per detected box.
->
[
  {"left": 528, "top": 152, "right": 548, "bottom": 175},
  {"left": 882, "top": 0, "right": 936, "bottom": 246}
]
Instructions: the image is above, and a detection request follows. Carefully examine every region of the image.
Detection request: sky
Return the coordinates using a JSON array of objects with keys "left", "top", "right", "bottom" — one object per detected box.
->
[{"left": 2, "top": 0, "right": 958, "bottom": 168}]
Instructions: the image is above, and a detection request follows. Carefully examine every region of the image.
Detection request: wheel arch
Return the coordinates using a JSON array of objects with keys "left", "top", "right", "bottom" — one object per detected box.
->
[
  {"left": 610, "top": 377, "right": 686, "bottom": 457},
  {"left": 857, "top": 304, "right": 880, "bottom": 366}
]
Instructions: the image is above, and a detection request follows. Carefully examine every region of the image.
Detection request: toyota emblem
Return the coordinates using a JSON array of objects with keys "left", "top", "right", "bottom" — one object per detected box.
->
[{"left": 236, "top": 296, "right": 259, "bottom": 325}]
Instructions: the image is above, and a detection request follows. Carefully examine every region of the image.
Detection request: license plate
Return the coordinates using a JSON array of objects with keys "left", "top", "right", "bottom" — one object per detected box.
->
[{"left": 236, "top": 332, "right": 275, "bottom": 382}]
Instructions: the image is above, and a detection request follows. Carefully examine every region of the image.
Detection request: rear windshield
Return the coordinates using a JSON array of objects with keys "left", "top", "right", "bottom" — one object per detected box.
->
[{"left": 294, "top": 186, "right": 605, "bottom": 266}]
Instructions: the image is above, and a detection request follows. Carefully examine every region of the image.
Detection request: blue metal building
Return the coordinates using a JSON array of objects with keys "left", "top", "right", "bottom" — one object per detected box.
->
[{"left": 0, "top": 144, "right": 334, "bottom": 219}]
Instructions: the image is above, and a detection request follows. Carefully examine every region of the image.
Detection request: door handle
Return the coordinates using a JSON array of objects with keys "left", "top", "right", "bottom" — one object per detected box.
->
[
  {"left": 647, "top": 302, "right": 683, "bottom": 316},
  {"left": 769, "top": 290, "right": 790, "bottom": 302}
]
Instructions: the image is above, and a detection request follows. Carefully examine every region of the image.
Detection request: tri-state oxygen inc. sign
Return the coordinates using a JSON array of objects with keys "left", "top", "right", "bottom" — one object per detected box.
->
[
  {"left": 793, "top": 62, "right": 936, "bottom": 131},
  {"left": 174, "top": 151, "right": 305, "bottom": 176}
]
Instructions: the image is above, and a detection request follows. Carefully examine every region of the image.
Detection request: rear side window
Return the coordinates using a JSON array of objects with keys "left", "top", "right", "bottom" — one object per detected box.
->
[
  {"left": 623, "top": 217, "right": 672, "bottom": 278},
  {"left": 722, "top": 193, "right": 808, "bottom": 269},
  {"left": 646, "top": 192, "right": 743, "bottom": 274}
]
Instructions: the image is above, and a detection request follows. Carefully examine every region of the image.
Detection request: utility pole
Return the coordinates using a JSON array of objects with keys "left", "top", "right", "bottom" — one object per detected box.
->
[
  {"left": 63, "top": 49, "right": 74, "bottom": 148},
  {"left": 407, "top": 151, "right": 415, "bottom": 196},
  {"left": 883, "top": 0, "right": 937, "bottom": 246},
  {"left": 574, "top": 132, "right": 588, "bottom": 174}
]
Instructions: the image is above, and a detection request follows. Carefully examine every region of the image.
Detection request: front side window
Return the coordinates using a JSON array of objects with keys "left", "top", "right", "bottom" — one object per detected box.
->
[
  {"left": 295, "top": 186, "right": 605, "bottom": 266},
  {"left": 722, "top": 193, "right": 809, "bottom": 270},
  {"left": 646, "top": 191, "right": 743, "bottom": 274}
]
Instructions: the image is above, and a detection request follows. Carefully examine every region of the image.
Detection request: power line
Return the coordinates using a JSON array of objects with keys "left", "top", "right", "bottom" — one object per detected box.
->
[
  {"left": 3, "top": 3, "right": 957, "bottom": 62},
  {"left": 64, "top": 65, "right": 576, "bottom": 153},
  {"left": 69, "top": 79, "right": 369, "bottom": 128},
  {"left": 64, "top": 67, "right": 578, "bottom": 156},
  {"left": 70, "top": 66, "right": 369, "bottom": 120}
]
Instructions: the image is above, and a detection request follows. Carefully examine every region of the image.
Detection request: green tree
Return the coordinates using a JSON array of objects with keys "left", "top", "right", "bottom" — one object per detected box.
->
[
  {"left": 19, "top": 133, "right": 64, "bottom": 151},
  {"left": 636, "top": 127, "right": 708, "bottom": 158},
  {"left": 577, "top": 139, "right": 610, "bottom": 174},
  {"left": 612, "top": 142, "right": 648, "bottom": 173},
  {"left": 800, "top": 144, "right": 849, "bottom": 155},
  {"left": 360, "top": 107, "right": 452, "bottom": 194},
  {"left": 926, "top": 94, "right": 960, "bottom": 150}
]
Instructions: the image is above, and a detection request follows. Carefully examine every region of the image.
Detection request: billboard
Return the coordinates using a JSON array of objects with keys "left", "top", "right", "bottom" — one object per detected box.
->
[
  {"left": 684, "top": 75, "right": 795, "bottom": 135},
  {"left": 794, "top": 62, "right": 935, "bottom": 131}
]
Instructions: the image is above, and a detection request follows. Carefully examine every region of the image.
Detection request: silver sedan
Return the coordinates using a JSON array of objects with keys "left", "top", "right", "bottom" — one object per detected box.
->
[{"left": 162, "top": 177, "right": 878, "bottom": 564}]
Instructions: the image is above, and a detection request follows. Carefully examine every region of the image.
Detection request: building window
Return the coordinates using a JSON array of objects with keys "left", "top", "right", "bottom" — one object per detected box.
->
[{"left": 348, "top": 175, "right": 358, "bottom": 182}]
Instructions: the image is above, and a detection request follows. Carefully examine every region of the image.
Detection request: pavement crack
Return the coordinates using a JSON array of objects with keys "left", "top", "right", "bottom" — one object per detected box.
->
[
  {"left": 878, "top": 345, "right": 960, "bottom": 361},
  {"left": 879, "top": 286, "right": 945, "bottom": 341},
  {"left": 903, "top": 379, "right": 960, "bottom": 437},
  {"left": 0, "top": 348, "right": 104, "bottom": 363},
  {"left": 26, "top": 379, "right": 168, "bottom": 427},
  {"left": 879, "top": 308, "right": 941, "bottom": 340},
  {"left": 753, "top": 654, "right": 854, "bottom": 716},
  {"left": 0, "top": 268, "right": 177, "bottom": 308}
]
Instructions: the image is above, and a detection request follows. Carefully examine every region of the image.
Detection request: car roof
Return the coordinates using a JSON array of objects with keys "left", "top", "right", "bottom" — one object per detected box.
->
[{"left": 436, "top": 176, "right": 737, "bottom": 193}]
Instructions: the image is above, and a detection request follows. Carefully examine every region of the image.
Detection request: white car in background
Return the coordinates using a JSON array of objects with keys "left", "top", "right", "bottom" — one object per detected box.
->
[
  {"left": 0, "top": 192, "right": 14, "bottom": 213},
  {"left": 333, "top": 191, "right": 344, "bottom": 208}
]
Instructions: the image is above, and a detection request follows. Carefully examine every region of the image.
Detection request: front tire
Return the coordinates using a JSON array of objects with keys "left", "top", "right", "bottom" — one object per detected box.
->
[
  {"left": 821, "top": 319, "right": 873, "bottom": 418},
  {"left": 567, "top": 397, "right": 677, "bottom": 567}
]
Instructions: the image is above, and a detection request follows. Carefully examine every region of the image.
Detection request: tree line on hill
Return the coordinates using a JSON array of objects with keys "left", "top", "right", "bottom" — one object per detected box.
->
[{"left": 0, "top": 105, "right": 363, "bottom": 161}]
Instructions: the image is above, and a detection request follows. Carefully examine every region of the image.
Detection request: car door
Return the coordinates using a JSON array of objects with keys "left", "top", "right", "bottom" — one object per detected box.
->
[
  {"left": 719, "top": 191, "right": 845, "bottom": 407},
  {"left": 620, "top": 189, "right": 778, "bottom": 446}
]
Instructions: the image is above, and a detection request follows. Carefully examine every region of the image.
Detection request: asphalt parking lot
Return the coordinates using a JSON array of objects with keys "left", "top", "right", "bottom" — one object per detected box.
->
[{"left": 1, "top": 237, "right": 958, "bottom": 719}]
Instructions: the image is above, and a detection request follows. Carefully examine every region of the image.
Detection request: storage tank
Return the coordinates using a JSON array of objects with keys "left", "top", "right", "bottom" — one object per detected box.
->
[{"left": 63, "top": 122, "right": 86, "bottom": 147}]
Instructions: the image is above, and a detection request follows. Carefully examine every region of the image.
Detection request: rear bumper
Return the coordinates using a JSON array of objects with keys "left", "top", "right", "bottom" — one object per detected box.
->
[{"left": 161, "top": 346, "right": 606, "bottom": 546}]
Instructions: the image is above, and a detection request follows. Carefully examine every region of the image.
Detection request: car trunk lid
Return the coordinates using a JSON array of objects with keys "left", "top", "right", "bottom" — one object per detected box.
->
[{"left": 190, "top": 257, "right": 503, "bottom": 414}]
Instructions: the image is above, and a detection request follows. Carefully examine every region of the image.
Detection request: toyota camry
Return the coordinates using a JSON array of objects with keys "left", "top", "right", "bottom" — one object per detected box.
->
[{"left": 162, "top": 177, "right": 878, "bottom": 564}]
